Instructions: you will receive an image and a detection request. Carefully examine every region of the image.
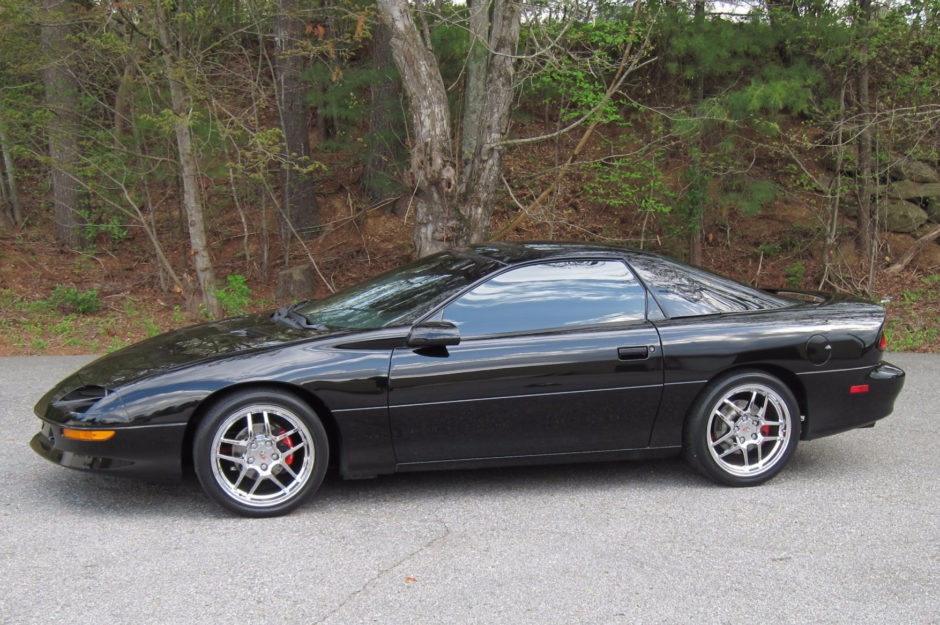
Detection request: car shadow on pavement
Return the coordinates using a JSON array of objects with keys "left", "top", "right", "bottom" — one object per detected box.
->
[
  {"left": 313, "top": 455, "right": 699, "bottom": 506},
  {"left": 32, "top": 443, "right": 860, "bottom": 518},
  {"left": 32, "top": 455, "right": 699, "bottom": 518}
]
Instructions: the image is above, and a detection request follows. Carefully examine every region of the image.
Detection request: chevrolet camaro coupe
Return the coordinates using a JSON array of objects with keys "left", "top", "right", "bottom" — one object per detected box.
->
[{"left": 31, "top": 242, "right": 905, "bottom": 516}]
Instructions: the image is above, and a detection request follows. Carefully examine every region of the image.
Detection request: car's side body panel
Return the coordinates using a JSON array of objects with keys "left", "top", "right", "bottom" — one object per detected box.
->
[{"left": 387, "top": 323, "right": 663, "bottom": 464}]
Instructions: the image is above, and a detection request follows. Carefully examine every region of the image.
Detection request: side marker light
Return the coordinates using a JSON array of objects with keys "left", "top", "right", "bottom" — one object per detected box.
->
[
  {"left": 62, "top": 428, "right": 116, "bottom": 441},
  {"left": 850, "top": 385, "right": 870, "bottom": 394}
]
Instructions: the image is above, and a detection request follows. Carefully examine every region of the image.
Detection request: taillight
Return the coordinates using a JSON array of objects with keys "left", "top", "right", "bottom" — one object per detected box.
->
[{"left": 879, "top": 331, "right": 887, "bottom": 350}]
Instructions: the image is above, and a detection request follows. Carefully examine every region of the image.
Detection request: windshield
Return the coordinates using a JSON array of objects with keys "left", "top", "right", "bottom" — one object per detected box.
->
[{"left": 293, "top": 251, "right": 502, "bottom": 329}]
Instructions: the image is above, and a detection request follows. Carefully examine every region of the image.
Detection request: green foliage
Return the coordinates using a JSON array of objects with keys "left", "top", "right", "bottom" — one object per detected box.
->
[
  {"left": 754, "top": 242, "right": 782, "bottom": 258},
  {"left": 657, "top": 2, "right": 848, "bottom": 113},
  {"left": 784, "top": 261, "right": 806, "bottom": 288},
  {"left": 105, "top": 337, "right": 126, "bottom": 354},
  {"left": 670, "top": 162, "right": 710, "bottom": 239},
  {"left": 216, "top": 274, "right": 252, "bottom": 317},
  {"left": 304, "top": 62, "right": 382, "bottom": 154},
  {"left": 47, "top": 285, "right": 102, "bottom": 315},
  {"left": 581, "top": 148, "right": 674, "bottom": 214},
  {"left": 143, "top": 317, "right": 161, "bottom": 337},
  {"left": 0, "top": 0, "right": 46, "bottom": 190},
  {"left": 718, "top": 177, "right": 780, "bottom": 217},
  {"left": 784, "top": 223, "right": 821, "bottom": 254},
  {"left": 430, "top": 8, "right": 471, "bottom": 90},
  {"left": 79, "top": 209, "right": 129, "bottom": 244},
  {"left": 722, "top": 62, "right": 822, "bottom": 118},
  {"left": 522, "top": 18, "right": 637, "bottom": 124}
]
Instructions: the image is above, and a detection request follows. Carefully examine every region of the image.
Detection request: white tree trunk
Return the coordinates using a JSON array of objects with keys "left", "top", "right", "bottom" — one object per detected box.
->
[
  {"left": 41, "top": 0, "right": 87, "bottom": 249},
  {"left": 157, "top": 4, "right": 221, "bottom": 317},
  {"left": 0, "top": 122, "right": 20, "bottom": 225},
  {"left": 275, "top": 0, "right": 319, "bottom": 250},
  {"left": 457, "top": 0, "right": 522, "bottom": 245},
  {"left": 377, "top": 0, "right": 457, "bottom": 256}
]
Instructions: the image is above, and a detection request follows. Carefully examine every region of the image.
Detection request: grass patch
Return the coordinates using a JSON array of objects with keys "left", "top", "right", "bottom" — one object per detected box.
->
[
  {"left": 885, "top": 274, "right": 940, "bottom": 352},
  {"left": 0, "top": 289, "right": 194, "bottom": 355}
]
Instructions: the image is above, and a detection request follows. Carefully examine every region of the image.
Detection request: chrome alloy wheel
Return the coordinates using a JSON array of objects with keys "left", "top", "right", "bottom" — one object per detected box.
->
[
  {"left": 706, "top": 383, "right": 792, "bottom": 478},
  {"left": 209, "top": 404, "right": 315, "bottom": 509}
]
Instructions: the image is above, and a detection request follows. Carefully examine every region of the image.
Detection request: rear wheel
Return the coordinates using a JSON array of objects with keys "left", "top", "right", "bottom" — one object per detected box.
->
[
  {"left": 684, "top": 371, "right": 800, "bottom": 486},
  {"left": 193, "top": 389, "right": 328, "bottom": 517}
]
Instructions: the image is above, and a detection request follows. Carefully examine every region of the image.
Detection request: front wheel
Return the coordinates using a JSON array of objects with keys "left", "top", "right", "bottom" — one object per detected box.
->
[
  {"left": 193, "top": 389, "right": 328, "bottom": 517},
  {"left": 684, "top": 371, "right": 800, "bottom": 486}
]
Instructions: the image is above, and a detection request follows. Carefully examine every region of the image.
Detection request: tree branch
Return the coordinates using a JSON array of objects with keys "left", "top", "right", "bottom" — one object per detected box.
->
[
  {"left": 495, "top": 0, "right": 648, "bottom": 238},
  {"left": 886, "top": 224, "right": 940, "bottom": 275}
]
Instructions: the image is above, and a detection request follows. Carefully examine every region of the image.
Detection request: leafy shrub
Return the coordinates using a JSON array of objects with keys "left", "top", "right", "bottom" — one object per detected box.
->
[
  {"left": 216, "top": 274, "right": 252, "bottom": 317},
  {"left": 754, "top": 242, "right": 782, "bottom": 257},
  {"left": 48, "top": 285, "right": 102, "bottom": 315},
  {"left": 785, "top": 261, "right": 806, "bottom": 288}
]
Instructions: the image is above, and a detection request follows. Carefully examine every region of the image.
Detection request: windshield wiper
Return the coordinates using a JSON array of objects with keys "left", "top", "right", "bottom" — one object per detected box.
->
[{"left": 272, "top": 303, "right": 328, "bottom": 331}]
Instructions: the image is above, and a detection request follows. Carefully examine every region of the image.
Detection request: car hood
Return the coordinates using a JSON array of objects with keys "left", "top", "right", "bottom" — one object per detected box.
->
[{"left": 37, "top": 313, "right": 332, "bottom": 412}]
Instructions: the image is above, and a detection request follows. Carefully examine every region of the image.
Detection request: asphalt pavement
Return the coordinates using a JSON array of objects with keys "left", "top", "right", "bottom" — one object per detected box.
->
[{"left": 1, "top": 353, "right": 937, "bottom": 625}]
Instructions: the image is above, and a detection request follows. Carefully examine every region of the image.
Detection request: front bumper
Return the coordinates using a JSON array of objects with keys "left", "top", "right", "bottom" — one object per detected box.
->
[{"left": 30, "top": 420, "right": 187, "bottom": 479}]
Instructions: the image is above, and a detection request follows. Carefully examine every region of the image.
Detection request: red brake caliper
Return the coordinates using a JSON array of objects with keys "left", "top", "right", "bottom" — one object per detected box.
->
[
  {"left": 760, "top": 425, "right": 771, "bottom": 436},
  {"left": 277, "top": 429, "right": 295, "bottom": 466}
]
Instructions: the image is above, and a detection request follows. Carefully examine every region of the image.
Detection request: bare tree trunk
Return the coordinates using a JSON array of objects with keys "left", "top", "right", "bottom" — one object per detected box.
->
[
  {"left": 112, "top": 14, "right": 139, "bottom": 140},
  {"left": 378, "top": 0, "right": 457, "bottom": 256},
  {"left": 362, "top": 21, "right": 401, "bottom": 205},
  {"left": 0, "top": 149, "right": 9, "bottom": 228},
  {"left": 41, "top": 0, "right": 88, "bottom": 250},
  {"left": 458, "top": 0, "right": 490, "bottom": 187},
  {"left": 688, "top": 0, "right": 706, "bottom": 266},
  {"left": 156, "top": 4, "right": 221, "bottom": 317},
  {"left": 0, "top": 122, "right": 20, "bottom": 225},
  {"left": 275, "top": 0, "right": 319, "bottom": 249},
  {"left": 820, "top": 75, "right": 850, "bottom": 288},
  {"left": 855, "top": 0, "right": 874, "bottom": 261},
  {"left": 457, "top": 0, "right": 522, "bottom": 245}
]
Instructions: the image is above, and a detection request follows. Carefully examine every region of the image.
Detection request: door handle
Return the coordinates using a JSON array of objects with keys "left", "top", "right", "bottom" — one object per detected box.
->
[{"left": 617, "top": 346, "right": 649, "bottom": 360}]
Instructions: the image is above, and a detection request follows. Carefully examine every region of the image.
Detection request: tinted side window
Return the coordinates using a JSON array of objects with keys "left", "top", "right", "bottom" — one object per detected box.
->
[
  {"left": 627, "top": 254, "right": 789, "bottom": 317},
  {"left": 443, "top": 260, "right": 647, "bottom": 337}
]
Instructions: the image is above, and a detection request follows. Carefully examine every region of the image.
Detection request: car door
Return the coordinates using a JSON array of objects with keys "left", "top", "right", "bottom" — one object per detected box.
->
[{"left": 387, "top": 259, "right": 664, "bottom": 465}]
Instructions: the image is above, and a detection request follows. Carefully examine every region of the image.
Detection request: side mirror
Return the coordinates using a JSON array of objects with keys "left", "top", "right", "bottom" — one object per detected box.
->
[{"left": 407, "top": 321, "right": 461, "bottom": 347}]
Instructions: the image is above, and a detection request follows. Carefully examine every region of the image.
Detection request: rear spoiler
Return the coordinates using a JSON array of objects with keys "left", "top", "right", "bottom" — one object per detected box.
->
[{"left": 760, "top": 287, "right": 828, "bottom": 304}]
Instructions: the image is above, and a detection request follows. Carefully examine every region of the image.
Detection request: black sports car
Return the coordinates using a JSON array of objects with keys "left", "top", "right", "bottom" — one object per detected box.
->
[{"left": 31, "top": 242, "right": 905, "bottom": 516}]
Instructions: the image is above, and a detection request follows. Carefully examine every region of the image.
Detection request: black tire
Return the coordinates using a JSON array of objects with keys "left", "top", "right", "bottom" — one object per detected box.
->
[
  {"left": 684, "top": 371, "right": 800, "bottom": 486},
  {"left": 193, "top": 389, "right": 328, "bottom": 517}
]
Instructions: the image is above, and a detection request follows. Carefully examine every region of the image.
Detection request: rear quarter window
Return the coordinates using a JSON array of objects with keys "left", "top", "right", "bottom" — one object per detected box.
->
[{"left": 627, "top": 254, "right": 790, "bottom": 318}]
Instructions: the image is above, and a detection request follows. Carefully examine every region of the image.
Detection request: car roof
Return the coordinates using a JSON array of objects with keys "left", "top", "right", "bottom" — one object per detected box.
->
[{"left": 464, "top": 241, "right": 633, "bottom": 265}]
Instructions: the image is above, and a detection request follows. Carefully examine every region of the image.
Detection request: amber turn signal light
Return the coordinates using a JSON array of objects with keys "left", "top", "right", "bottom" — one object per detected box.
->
[{"left": 62, "top": 428, "right": 116, "bottom": 441}]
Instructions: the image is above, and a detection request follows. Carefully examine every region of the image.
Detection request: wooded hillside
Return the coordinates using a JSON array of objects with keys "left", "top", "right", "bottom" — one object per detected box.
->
[{"left": 1, "top": 0, "right": 938, "bottom": 354}]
